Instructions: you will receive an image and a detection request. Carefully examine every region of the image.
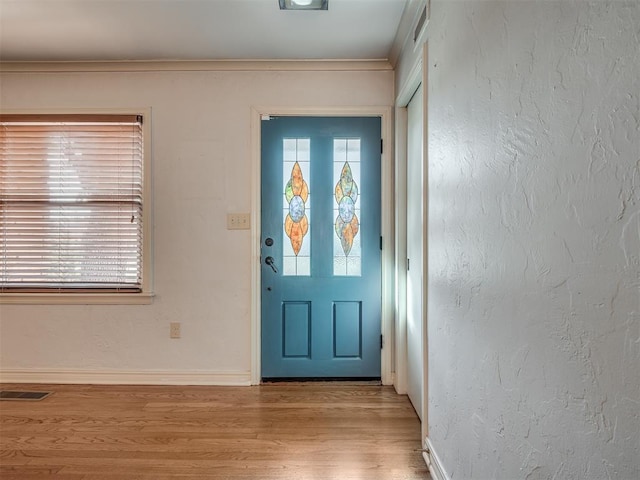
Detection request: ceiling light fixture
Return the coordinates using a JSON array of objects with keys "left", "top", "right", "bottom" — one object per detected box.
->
[{"left": 279, "top": 0, "right": 328, "bottom": 10}]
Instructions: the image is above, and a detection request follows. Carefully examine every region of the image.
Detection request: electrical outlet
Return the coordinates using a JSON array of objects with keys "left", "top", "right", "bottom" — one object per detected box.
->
[
  {"left": 170, "top": 322, "right": 181, "bottom": 339},
  {"left": 227, "top": 213, "right": 250, "bottom": 230}
]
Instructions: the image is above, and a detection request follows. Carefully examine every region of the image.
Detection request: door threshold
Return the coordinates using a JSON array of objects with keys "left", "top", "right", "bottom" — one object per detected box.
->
[{"left": 262, "top": 377, "right": 381, "bottom": 385}]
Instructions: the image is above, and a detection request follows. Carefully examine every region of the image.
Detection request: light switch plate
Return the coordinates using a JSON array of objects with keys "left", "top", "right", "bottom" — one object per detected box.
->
[
  {"left": 227, "top": 213, "right": 250, "bottom": 230},
  {"left": 170, "top": 322, "right": 181, "bottom": 339}
]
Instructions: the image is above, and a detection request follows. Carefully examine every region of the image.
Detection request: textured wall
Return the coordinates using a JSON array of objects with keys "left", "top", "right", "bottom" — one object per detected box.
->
[
  {"left": 427, "top": 1, "right": 639, "bottom": 479},
  {"left": 0, "top": 69, "right": 393, "bottom": 378}
]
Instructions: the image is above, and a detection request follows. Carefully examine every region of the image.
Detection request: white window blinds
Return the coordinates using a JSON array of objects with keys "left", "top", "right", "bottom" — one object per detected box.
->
[{"left": 0, "top": 114, "right": 144, "bottom": 292}]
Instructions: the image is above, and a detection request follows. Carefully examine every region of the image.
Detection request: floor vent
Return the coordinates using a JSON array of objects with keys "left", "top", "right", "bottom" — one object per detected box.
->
[{"left": 0, "top": 391, "right": 52, "bottom": 401}]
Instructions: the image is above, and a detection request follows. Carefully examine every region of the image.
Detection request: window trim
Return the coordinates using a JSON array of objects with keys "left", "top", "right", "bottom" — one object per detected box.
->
[{"left": 0, "top": 108, "right": 154, "bottom": 305}]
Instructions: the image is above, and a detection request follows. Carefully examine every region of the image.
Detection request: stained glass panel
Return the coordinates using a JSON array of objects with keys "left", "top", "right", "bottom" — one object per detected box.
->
[
  {"left": 283, "top": 138, "right": 311, "bottom": 276},
  {"left": 333, "top": 138, "right": 361, "bottom": 276}
]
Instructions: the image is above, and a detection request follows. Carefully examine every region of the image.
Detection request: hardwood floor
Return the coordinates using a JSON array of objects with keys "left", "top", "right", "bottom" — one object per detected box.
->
[{"left": 0, "top": 383, "right": 430, "bottom": 479}]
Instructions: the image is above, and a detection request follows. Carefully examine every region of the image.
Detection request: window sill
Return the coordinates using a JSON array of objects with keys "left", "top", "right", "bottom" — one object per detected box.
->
[{"left": 0, "top": 292, "right": 155, "bottom": 305}]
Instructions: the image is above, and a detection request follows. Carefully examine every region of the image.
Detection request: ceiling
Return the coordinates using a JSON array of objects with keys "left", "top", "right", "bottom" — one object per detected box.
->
[{"left": 0, "top": 0, "right": 409, "bottom": 62}]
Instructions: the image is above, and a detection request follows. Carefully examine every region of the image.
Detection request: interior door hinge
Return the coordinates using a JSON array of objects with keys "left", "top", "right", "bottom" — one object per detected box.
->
[
  {"left": 380, "top": 139, "right": 384, "bottom": 154},
  {"left": 407, "top": 258, "right": 410, "bottom": 271},
  {"left": 380, "top": 236, "right": 383, "bottom": 250},
  {"left": 380, "top": 334, "right": 384, "bottom": 349}
]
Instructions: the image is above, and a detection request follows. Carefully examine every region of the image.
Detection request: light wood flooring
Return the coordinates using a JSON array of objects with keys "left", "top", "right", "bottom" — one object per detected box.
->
[{"left": 0, "top": 383, "right": 430, "bottom": 480}]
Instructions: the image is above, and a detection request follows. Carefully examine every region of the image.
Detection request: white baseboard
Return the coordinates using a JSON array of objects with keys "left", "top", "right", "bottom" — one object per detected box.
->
[
  {"left": 0, "top": 368, "right": 251, "bottom": 386},
  {"left": 423, "top": 437, "right": 450, "bottom": 480}
]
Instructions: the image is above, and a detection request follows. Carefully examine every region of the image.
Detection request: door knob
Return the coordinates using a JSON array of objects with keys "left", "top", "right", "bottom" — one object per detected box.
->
[{"left": 265, "top": 256, "right": 278, "bottom": 273}]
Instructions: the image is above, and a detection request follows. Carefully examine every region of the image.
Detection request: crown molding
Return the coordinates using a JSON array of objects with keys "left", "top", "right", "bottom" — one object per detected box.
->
[{"left": 0, "top": 59, "right": 393, "bottom": 73}]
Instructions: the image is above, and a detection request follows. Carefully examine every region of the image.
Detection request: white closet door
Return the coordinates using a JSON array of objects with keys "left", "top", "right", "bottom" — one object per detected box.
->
[{"left": 406, "top": 84, "right": 424, "bottom": 419}]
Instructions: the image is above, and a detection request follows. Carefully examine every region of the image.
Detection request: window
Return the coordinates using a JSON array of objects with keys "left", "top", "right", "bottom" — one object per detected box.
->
[
  {"left": 333, "top": 138, "right": 361, "bottom": 276},
  {"left": 0, "top": 113, "right": 152, "bottom": 303},
  {"left": 282, "top": 138, "right": 311, "bottom": 276}
]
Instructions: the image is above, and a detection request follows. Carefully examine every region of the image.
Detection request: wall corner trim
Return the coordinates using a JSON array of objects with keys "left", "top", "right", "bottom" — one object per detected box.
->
[
  {"left": 0, "top": 369, "right": 252, "bottom": 386},
  {"left": 423, "top": 437, "right": 450, "bottom": 480}
]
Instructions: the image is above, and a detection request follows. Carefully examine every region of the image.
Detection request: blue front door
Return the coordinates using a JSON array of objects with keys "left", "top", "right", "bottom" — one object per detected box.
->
[{"left": 261, "top": 116, "right": 382, "bottom": 379}]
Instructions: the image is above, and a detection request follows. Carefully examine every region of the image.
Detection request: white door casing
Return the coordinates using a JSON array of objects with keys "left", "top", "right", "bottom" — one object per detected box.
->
[
  {"left": 406, "top": 84, "right": 424, "bottom": 419},
  {"left": 249, "top": 106, "right": 394, "bottom": 386}
]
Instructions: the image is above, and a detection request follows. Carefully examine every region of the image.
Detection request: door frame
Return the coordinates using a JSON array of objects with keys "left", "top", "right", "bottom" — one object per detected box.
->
[
  {"left": 395, "top": 45, "right": 429, "bottom": 438},
  {"left": 250, "top": 106, "right": 394, "bottom": 385}
]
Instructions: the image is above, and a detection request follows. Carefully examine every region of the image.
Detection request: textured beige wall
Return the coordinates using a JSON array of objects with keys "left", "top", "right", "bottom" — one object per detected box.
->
[
  {"left": 419, "top": 1, "right": 639, "bottom": 478},
  {"left": 0, "top": 68, "right": 394, "bottom": 382}
]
